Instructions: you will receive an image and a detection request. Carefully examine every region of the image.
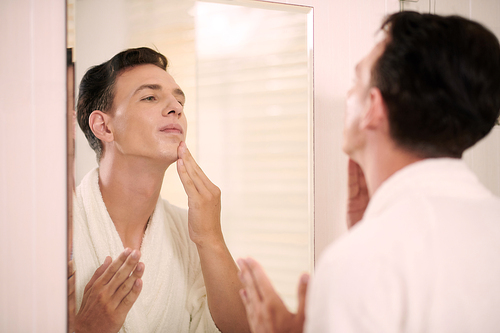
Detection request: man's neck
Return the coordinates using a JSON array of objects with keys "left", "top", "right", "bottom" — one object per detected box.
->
[
  {"left": 359, "top": 141, "right": 424, "bottom": 197},
  {"left": 97, "top": 155, "right": 170, "bottom": 250}
]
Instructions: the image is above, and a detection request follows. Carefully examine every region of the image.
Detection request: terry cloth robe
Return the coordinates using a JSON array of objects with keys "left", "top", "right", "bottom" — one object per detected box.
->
[
  {"left": 73, "top": 168, "right": 220, "bottom": 333},
  {"left": 305, "top": 158, "right": 500, "bottom": 332}
]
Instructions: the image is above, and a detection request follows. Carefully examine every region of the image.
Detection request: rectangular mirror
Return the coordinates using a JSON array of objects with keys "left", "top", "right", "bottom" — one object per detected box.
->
[{"left": 70, "top": 0, "right": 313, "bottom": 314}]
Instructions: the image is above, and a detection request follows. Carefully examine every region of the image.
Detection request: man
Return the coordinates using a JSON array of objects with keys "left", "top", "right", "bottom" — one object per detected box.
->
[
  {"left": 238, "top": 11, "right": 500, "bottom": 332},
  {"left": 73, "top": 47, "right": 249, "bottom": 333}
]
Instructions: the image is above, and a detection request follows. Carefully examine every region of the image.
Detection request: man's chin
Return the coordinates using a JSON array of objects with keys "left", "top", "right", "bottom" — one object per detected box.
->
[
  {"left": 342, "top": 146, "right": 362, "bottom": 166},
  {"left": 155, "top": 151, "right": 179, "bottom": 167},
  {"left": 341, "top": 142, "right": 351, "bottom": 156}
]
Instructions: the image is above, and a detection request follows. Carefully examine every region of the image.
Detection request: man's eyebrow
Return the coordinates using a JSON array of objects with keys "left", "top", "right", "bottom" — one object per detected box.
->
[
  {"left": 173, "top": 88, "right": 185, "bottom": 100},
  {"left": 133, "top": 84, "right": 185, "bottom": 100},
  {"left": 133, "top": 84, "right": 162, "bottom": 95}
]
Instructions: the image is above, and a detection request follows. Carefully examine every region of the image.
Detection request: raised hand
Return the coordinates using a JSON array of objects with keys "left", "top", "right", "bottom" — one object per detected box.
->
[
  {"left": 177, "top": 141, "right": 251, "bottom": 332},
  {"left": 347, "top": 159, "right": 369, "bottom": 229},
  {"left": 237, "top": 258, "right": 309, "bottom": 333},
  {"left": 176, "top": 141, "right": 222, "bottom": 246},
  {"left": 75, "top": 248, "right": 144, "bottom": 333}
]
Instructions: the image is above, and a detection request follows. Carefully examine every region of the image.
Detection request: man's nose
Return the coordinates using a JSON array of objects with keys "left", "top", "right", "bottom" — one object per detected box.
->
[{"left": 161, "top": 98, "right": 182, "bottom": 117}]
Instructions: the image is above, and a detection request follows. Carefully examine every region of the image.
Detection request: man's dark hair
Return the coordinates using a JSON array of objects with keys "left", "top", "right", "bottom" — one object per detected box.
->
[
  {"left": 373, "top": 11, "right": 500, "bottom": 158},
  {"left": 77, "top": 47, "right": 168, "bottom": 161}
]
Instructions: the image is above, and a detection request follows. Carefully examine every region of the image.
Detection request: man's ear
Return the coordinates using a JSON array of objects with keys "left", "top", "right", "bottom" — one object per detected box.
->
[
  {"left": 361, "top": 87, "right": 388, "bottom": 130},
  {"left": 89, "top": 110, "right": 114, "bottom": 142}
]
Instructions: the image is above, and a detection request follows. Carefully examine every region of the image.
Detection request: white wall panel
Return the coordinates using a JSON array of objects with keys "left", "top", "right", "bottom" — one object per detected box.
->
[{"left": 0, "top": 0, "right": 67, "bottom": 331}]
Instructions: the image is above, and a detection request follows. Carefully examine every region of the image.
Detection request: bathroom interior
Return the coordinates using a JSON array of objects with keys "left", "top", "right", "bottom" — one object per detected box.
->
[{"left": 1, "top": 0, "right": 499, "bottom": 331}]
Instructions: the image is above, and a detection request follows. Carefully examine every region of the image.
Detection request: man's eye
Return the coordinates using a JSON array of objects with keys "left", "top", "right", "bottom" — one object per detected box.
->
[
  {"left": 142, "top": 96, "right": 156, "bottom": 101},
  {"left": 178, "top": 100, "right": 184, "bottom": 107}
]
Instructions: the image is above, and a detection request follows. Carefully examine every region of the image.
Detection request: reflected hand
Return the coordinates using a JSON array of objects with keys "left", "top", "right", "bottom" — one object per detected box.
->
[
  {"left": 177, "top": 141, "right": 222, "bottom": 246},
  {"left": 237, "top": 258, "right": 309, "bottom": 333},
  {"left": 75, "top": 248, "right": 144, "bottom": 333},
  {"left": 347, "top": 159, "right": 369, "bottom": 229},
  {"left": 68, "top": 259, "right": 76, "bottom": 333}
]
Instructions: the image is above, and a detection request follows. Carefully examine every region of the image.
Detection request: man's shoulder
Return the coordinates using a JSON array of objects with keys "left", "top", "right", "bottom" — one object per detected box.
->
[
  {"left": 311, "top": 217, "right": 411, "bottom": 326},
  {"left": 318, "top": 194, "right": 436, "bottom": 279}
]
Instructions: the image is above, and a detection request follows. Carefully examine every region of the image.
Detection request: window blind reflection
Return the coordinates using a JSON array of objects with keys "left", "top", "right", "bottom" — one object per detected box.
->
[{"left": 195, "top": 2, "right": 311, "bottom": 311}]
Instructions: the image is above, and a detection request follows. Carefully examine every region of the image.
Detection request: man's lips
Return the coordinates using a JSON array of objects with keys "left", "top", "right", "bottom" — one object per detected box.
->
[{"left": 159, "top": 123, "right": 183, "bottom": 134}]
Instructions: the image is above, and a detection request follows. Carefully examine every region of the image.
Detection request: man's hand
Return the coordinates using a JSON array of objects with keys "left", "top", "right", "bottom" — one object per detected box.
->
[
  {"left": 237, "top": 257, "right": 309, "bottom": 333},
  {"left": 347, "top": 159, "right": 369, "bottom": 229},
  {"left": 177, "top": 141, "right": 250, "bottom": 332},
  {"left": 75, "top": 248, "right": 144, "bottom": 333},
  {"left": 68, "top": 259, "right": 76, "bottom": 333},
  {"left": 177, "top": 141, "right": 222, "bottom": 246}
]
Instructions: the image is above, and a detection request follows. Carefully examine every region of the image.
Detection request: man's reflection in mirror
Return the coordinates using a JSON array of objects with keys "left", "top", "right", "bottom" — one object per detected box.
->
[{"left": 73, "top": 47, "right": 249, "bottom": 333}]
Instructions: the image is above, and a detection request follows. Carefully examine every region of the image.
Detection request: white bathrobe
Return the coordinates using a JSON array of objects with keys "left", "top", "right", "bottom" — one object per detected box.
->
[
  {"left": 73, "top": 168, "right": 220, "bottom": 333},
  {"left": 305, "top": 158, "right": 500, "bottom": 332}
]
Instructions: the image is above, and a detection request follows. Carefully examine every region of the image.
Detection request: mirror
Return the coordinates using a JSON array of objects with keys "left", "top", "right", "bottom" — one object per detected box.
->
[{"left": 68, "top": 0, "right": 313, "bottom": 323}]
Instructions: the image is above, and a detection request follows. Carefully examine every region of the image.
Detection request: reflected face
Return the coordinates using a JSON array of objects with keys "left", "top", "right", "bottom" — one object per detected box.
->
[
  {"left": 108, "top": 64, "right": 187, "bottom": 164},
  {"left": 342, "top": 40, "right": 386, "bottom": 158}
]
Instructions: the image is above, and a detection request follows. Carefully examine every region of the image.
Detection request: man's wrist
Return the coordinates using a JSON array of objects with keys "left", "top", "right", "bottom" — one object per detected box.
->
[{"left": 192, "top": 233, "right": 226, "bottom": 251}]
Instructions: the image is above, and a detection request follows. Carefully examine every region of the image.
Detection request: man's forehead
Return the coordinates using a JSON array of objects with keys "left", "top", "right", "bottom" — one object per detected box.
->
[
  {"left": 370, "top": 40, "right": 387, "bottom": 69},
  {"left": 115, "top": 64, "right": 183, "bottom": 95},
  {"left": 361, "top": 38, "right": 387, "bottom": 70},
  {"left": 374, "top": 29, "right": 387, "bottom": 44}
]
